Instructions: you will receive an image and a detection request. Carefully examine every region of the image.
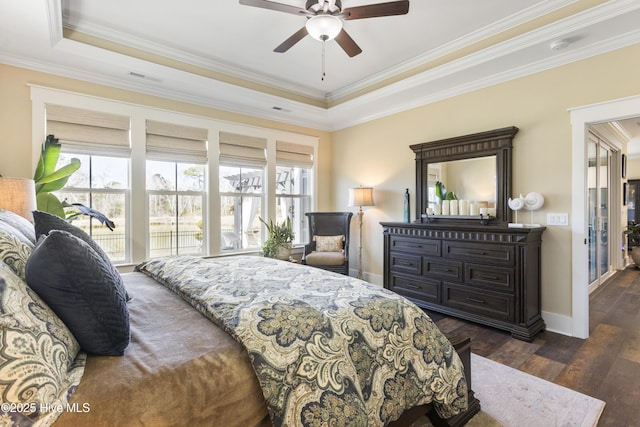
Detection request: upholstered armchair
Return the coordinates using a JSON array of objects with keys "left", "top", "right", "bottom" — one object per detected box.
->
[{"left": 302, "top": 212, "right": 353, "bottom": 275}]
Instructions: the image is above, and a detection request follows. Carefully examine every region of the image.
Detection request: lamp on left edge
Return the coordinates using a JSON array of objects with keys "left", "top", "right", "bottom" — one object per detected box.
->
[{"left": 0, "top": 177, "right": 37, "bottom": 222}]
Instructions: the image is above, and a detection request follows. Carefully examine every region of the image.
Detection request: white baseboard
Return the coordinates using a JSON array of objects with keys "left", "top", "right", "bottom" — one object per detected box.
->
[
  {"left": 541, "top": 311, "right": 575, "bottom": 337},
  {"left": 349, "top": 269, "right": 384, "bottom": 287}
]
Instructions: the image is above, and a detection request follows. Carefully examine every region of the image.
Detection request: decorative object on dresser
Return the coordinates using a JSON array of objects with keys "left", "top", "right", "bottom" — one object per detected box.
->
[
  {"left": 508, "top": 192, "right": 545, "bottom": 228},
  {"left": 0, "top": 177, "right": 37, "bottom": 222},
  {"left": 404, "top": 188, "right": 410, "bottom": 222},
  {"left": 302, "top": 211, "right": 353, "bottom": 275},
  {"left": 348, "top": 186, "right": 375, "bottom": 279},
  {"left": 383, "top": 127, "right": 546, "bottom": 341}
]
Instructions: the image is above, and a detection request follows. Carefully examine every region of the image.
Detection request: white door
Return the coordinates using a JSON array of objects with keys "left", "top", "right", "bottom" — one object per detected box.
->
[{"left": 587, "top": 132, "right": 616, "bottom": 288}]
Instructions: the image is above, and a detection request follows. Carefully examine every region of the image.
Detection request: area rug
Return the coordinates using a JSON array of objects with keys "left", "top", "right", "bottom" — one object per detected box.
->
[{"left": 413, "top": 354, "right": 605, "bottom": 427}]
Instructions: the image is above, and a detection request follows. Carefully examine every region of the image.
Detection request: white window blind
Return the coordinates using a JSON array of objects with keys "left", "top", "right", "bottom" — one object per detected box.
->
[
  {"left": 45, "top": 104, "right": 131, "bottom": 156},
  {"left": 146, "top": 120, "right": 208, "bottom": 164},
  {"left": 219, "top": 132, "right": 266, "bottom": 166},
  {"left": 276, "top": 141, "right": 314, "bottom": 168}
]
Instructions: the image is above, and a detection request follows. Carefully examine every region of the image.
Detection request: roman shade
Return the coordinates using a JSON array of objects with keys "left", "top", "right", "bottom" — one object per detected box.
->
[
  {"left": 146, "top": 120, "right": 208, "bottom": 164},
  {"left": 276, "top": 141, "right": 314, "bottom": 168},
  {"left": 219, "top": 132, "right": 266, "bottom": 166},
  {"left": 46, "top": 104, "right": 131, "bottom": 157}
]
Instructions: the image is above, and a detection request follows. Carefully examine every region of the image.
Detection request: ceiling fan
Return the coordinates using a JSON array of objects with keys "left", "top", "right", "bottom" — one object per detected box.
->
[{"left": 239, "top": 0, "right": 410, "bottom": 57}]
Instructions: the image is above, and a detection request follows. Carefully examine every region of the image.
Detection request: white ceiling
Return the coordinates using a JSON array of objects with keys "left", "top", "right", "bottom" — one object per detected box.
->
[{"left": 1, "top": 0, "right": 640, "bottom": 134}]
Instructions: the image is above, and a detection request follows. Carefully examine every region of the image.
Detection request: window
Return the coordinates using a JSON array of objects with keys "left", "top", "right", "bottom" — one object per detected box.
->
[
  {"left": 147, "top": 161, "right": 205, "bottom": 258},
  {"left": 56, "top": 153, "right": 129, "bottom": 262},
  {"left": 275, "top": 141, "right": 314, "bottom": 244},
  {"left": 218, "top": 132, "right": 266, "bottom": 252},
  {"left": 45, "top": 104, "right": 131, "bottom": 262},
  {"left": 146, "top": 120, "right": 208, "bottom": 258},
  {"left": 219, "top": 165, "right": 263, "bottom": 251}
]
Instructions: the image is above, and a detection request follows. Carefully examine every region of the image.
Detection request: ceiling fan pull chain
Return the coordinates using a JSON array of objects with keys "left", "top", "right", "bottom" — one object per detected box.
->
[{"left": 322, "top": 40, "right": 326, "bottom": 81}]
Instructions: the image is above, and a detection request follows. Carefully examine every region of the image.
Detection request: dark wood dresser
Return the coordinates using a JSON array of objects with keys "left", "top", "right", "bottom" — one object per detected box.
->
[{"left": 382, "top": 221, "right": 545, "bottom": 341}]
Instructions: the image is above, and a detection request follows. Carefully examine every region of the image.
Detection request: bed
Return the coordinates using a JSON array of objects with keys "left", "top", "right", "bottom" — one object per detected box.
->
[{"left": 0, "top": 209, "right": 479, "bottom": 427}]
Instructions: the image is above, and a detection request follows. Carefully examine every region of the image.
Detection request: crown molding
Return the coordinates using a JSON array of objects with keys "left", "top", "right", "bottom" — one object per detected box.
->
[{"left": 326, "top": 0, "right": 577, "bottom": 102}]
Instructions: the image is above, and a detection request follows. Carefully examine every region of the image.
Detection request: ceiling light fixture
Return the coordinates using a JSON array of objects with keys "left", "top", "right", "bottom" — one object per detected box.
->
[{"left": 305, "top": 15, "right": 342, "bottom": 41}]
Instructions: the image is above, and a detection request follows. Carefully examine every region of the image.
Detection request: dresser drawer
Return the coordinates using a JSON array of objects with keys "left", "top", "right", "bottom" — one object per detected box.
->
[
  {"left": 388, "top": 273, "right": 440, "bottom": 305},
  {"left": 465, "top": 263, "right": 515, "bottom": 293},
  {"left": 443, "top": 283, "right": 514, "bottom": 322},
  {"left": 443, "top": 241, "right": 515, "bottom": 267},
  {"left": 390, "top": 253, "right": 422, "bottom": 275},
  {"left": 390, "top": 236, "right": 441, "bottom": 256},
  {"left": 423, "top": 257, "right": 462, "bottom": 282}
]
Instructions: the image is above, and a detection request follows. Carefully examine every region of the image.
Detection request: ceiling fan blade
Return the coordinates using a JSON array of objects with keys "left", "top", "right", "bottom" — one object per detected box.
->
[
  {"left": 342, "top": 0, "right": 409, "bottom": 20},
  {"left": 239, "top": 0, "right": 311, "bottom": 16},
  {"left": 334, "top": 29, "right": 362, "bottom": 57},
  {"left": 274, "top": 27, "right": 309, "bottom": 53}
]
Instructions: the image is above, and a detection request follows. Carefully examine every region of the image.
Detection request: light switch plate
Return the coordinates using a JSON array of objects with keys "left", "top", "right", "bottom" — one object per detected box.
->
[{"left": 547, "top": 213, "right": 569, "bottom": 226}]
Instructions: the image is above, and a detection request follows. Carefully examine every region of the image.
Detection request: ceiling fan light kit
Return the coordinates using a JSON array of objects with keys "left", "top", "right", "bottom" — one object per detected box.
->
[{"left": 306, "top": 15, "right": 343, "bottom": 41}]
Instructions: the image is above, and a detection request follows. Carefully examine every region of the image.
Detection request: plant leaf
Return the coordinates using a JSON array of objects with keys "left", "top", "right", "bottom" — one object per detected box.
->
[
  {"left": 35, "top": 159, "right": 81, "bottom": 185},
  {"left": 41, "top": 135, "right": 62, "bottom": 178},
  {"left": 67, "top": 203, "right": 116, "bottom": 230},
  {"left": 36, "top": 193, "right": 65, "bottom": 218}
]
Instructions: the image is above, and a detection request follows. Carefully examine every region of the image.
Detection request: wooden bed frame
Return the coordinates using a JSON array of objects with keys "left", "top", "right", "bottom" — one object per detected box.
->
[{"left": 389, "top": 334, "right": 481, "bottom": 427}]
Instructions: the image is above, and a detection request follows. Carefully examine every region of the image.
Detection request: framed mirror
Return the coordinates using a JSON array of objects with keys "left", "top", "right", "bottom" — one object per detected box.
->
[{"left": 410, "top": 126, "right": 518, "bottom": 225}]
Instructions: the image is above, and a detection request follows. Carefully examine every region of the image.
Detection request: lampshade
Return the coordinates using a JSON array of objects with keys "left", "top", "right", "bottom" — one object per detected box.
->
[
  {"left": 0, "top": 177, "right": 37, "bottom": 222},
  {"left": 305, "top": 15, "right": 343, "bottom": 41},
  {"left": 348, "top": 187, "right": 374, "bottom": 207}
]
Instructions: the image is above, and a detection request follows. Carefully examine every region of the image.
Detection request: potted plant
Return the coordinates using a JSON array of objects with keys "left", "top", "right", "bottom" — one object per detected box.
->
[
  {"left": 626, "top": 222, "right": 640, "bottom": 266},
  {"left": 260, "top": 216, "right": 294, "bottom": 260}
]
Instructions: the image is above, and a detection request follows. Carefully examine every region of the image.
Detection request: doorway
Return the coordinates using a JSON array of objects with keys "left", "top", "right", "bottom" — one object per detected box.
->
[{"left": 571, "top": 94, "right": 640, "bottom": 339}]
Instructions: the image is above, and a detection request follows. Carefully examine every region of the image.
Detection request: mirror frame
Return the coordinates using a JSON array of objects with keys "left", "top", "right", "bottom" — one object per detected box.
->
[{"left": 410, "top": 126, "right": 519, "bottom": 225}]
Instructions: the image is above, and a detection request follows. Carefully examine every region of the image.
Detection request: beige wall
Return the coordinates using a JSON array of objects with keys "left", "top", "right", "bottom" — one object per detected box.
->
[
  {"left": 332, "top": 43, "right": 640, "bottom": 321},
  {"left": 0, "top": 64, "right": 333, "bottom": 209}
]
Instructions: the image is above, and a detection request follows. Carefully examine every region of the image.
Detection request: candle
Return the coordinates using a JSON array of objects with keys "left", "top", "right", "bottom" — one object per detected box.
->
[
  {"left": 450, "top": 200, "right": 458, "bottom": 215},
  {"left": 479, "top": 207, "right": 488, "bottom": 216},
  {"left": 459, "top": 200, "right": 468, "bottom": 216},
  {"left": 434, "top": 204, "right": 441, "bottom": 215},
  {"left": 470, "top": 203, "right": 478, "bottom": 216},
  {"left": 442, "top": 200, "right": 450, "bottom": 215}
]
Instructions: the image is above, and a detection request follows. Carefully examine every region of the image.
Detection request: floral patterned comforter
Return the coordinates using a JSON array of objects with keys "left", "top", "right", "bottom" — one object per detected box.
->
[{"left": 135, "top": 255, "right": 468, "bottom": 426}]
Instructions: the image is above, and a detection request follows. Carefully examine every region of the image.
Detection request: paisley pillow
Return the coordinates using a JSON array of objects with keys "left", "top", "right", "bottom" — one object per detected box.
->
[
  {"left": 0, "top": 262, "right": 85, "bottom": 426},
  {"left": 0, "top": 227, "right": 33, "bottom": 280},
  {"left": 313, "top": 235, "right": 344, "bottom": 252},
  {"left": 0, "top": 209, "right": 36, "bottom": 245}
]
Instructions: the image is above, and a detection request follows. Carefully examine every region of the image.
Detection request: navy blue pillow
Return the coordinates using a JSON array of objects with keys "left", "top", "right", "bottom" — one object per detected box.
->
[
  {"left": 25, "top": 230, "right": 130, "bottom": 355},
  {"left": 32, "top": 210, "right": 130, "bottom": 301}
]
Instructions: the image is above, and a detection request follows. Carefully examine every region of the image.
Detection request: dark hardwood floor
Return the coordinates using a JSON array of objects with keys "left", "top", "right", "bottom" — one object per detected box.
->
[{"left": 427, "top": 267, "right": 640, "bottom": 427}]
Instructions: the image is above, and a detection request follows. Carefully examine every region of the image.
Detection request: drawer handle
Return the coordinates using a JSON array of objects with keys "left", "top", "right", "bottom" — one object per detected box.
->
[
  {"left": 404, "top": 283, "right": 420, "bottom": 290},
  {"left": 396, "top": 260, "right": 414, "bottom": 267},
  {"left": 406, "top": 243, "right": 424, "bottom": 249},
  {"left": 471, "top": 251, "right": 487, "bottom": 256},
  {"left": 482, "top": 275, "right": 500, "bottom": 280},
  {"left": 466, "top": 297, "right": 486, "bottom": 304}
]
